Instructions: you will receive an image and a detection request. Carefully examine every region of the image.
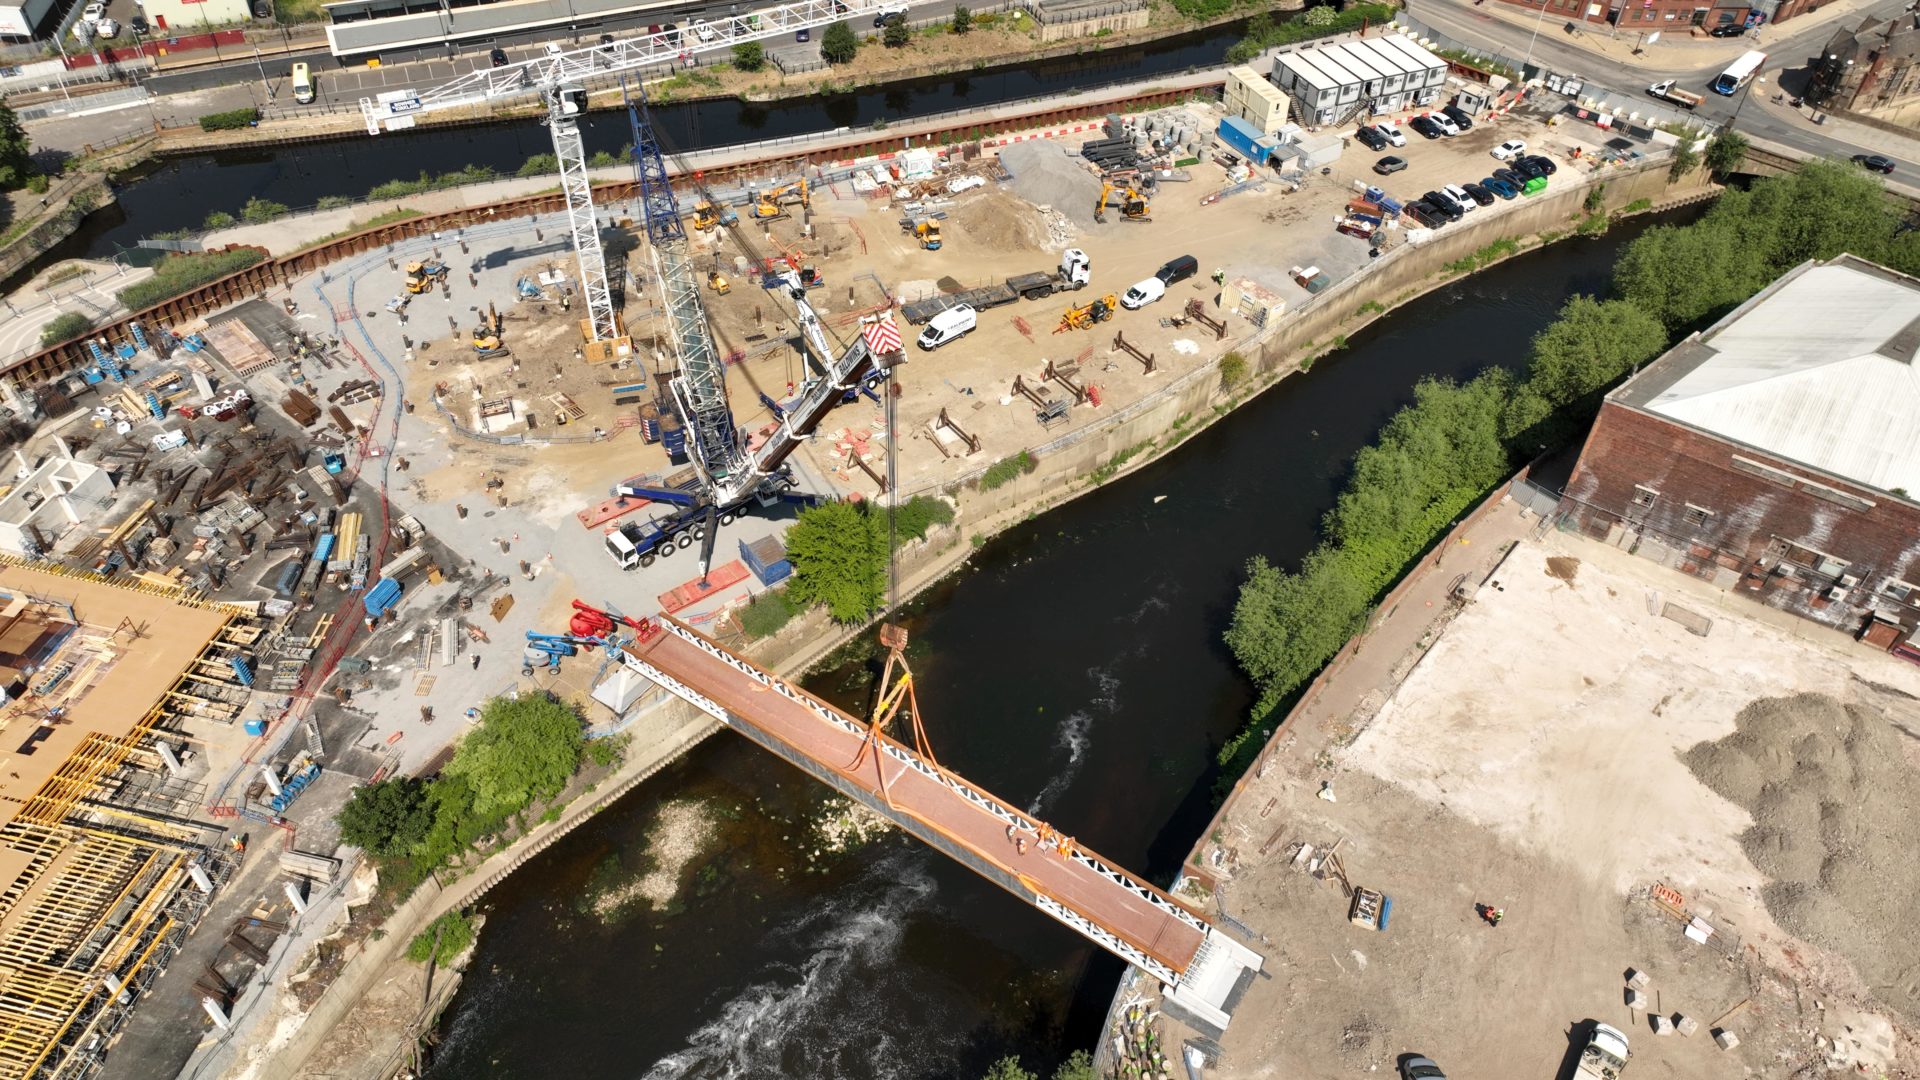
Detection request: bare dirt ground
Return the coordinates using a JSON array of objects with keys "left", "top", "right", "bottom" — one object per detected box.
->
[{"left": 1204, "top": 532, "right": 1920, "bottom": 1079}]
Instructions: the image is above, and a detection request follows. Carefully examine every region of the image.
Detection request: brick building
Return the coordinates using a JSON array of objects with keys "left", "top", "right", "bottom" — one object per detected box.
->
[
  {"left": 1809, "top": 14, "right": 1920, "bottom": 114},
  {"left": 1558, "top": 255, "right": 1920, "bottom": 649},
  {"left": 1498, "top": 0, "right": 1812, "bottom": 33}
]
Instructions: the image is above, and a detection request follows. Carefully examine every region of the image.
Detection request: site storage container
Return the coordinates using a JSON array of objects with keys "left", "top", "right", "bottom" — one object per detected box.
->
[
  {"left": 1216, "top": 116, "right": 1275, "bottom": 167},
  {"left": 741, "top": 536, "right": 792, "bottom": 586},
  {"left": 363, "top": 577, "right": 402, "bottom": 618}
]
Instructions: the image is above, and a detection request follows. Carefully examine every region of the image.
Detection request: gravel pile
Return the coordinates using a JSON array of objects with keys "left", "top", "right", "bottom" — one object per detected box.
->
[
  {"left": 998, "top": 141, "right": 1103, "bottom": 228},
  {"left": 1684, "top": 692, "right": 1920, "bottom": 1021}
]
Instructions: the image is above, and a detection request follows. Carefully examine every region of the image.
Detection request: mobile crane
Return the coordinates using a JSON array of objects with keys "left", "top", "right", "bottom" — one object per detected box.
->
[
  {"left": 605, "top": 83, "right": 903, "bottom": 572},
  {"left": 357, "top": 0, "right": 890, "bottom": 349}
]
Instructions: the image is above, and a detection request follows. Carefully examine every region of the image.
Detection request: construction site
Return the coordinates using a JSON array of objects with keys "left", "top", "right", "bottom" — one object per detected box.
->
[{"left": 0, "top": 8, "right": 1724, "bottom": 1075}]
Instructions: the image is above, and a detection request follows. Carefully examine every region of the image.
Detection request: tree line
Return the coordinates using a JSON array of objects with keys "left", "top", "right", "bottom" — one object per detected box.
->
[{"left": 1219, "top": 159, "right": 1920, "bottom": 777}]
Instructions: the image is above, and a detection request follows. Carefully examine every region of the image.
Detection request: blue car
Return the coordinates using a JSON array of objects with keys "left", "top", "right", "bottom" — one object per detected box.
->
[{"left": 1482, "top": 177, "right": 1519, "bottom": 200}]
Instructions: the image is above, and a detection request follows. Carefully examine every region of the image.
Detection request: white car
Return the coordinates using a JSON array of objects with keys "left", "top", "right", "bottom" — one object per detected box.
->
[
  {"left": 692, "top": 18, "right": 717, "bottom": 42},
  {"left": 543, "top": 41, "right": 564, "bottom": 56},
  {"left": 1442, "top": 184, "right": 1478, "bottom": 212},
  {"left": 80, "top": 1, "right": 105, "bottom": 23},
  {"left": 94, "top": 15, "right": 118, "bottom": 36},
  {"left": 1121, "top": 276, "right": 1166, "bottom": 310},
  {"left": 1371, "top": 122, "right": 1406, "bottom": 148},
  {"left": 1491, "top": 139, "right": 1527, "bottom": 161},
  {"left": 1428, "top": 112, "right": 1460, "bottom": 137}
]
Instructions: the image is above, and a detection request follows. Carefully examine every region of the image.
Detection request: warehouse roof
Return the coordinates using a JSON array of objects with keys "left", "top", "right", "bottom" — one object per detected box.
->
[{"left": 1614, "top": 255, "right": 1920, "bottom": 495}]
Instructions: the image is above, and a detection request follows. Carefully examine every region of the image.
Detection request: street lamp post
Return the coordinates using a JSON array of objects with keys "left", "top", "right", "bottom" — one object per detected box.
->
[
  {"left": 1730, "top": 71, "right": 1765, "bottom": 128},
  {"left": 1519, "top": 0, "right": 1554, "bottom": 79},
  {"left": 253, "top": 45, "right": 273, "bottom": 100}
]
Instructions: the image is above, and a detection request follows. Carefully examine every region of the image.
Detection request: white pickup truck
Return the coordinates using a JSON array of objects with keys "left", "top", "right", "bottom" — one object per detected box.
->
[
  {"left": 1647, "top": 79, "right": 1705, "bottom": 109},
  {"left": 1576, "top": 1023, "right": 1630, "bottom": 1079}
]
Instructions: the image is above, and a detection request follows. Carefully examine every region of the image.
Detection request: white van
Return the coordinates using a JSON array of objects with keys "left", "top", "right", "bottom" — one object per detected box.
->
[
  {"left": 291, "top": 62, "right": 315, "bottom": 105},
  {"left": 1121, "top": 276, "right": 1165, "bottom": 310},
  {"left": 917, "top": 305, "right": 976, "bottom": 350}
]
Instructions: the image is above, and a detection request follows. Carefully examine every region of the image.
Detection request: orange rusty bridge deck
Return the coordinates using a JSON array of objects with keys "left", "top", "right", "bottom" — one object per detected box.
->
[{"left": 614, "top": 616, "right": 1263, "bottom": 1025}]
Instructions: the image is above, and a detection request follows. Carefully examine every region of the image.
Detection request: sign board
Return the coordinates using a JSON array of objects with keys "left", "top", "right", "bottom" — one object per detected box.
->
[
  {"left": 376, "top": 90, "right": 422, "bottom": 115},
  {"left": 1645, "top": 31, "right": 1660, "bottom": 43}
]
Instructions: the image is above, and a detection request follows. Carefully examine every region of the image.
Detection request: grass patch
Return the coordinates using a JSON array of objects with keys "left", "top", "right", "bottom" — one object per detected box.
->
[
  {"left": 739, "top": 589, "right": 802, "bottom": 638},
  {"left": 198, "top": 107, "right": 259, "bottom": 132},
  {"left": 979, "top": 451, "right": 1037, "bottom": 491},
  {"left": 1442, "top": 237, "right": 1520, "bottom": 274},
  {"left": 117, "top": 248, "right": 266, "bottom": 311},
  {"left": 1354, "top": 299, "right": 1386, "bottom": 318},
  {"left": 1575, "top": 212, "right": 1611, "bottom": 237},
  {"left": 1225, "top": 4, "right": 1398, "bottom": 63},
  {"left": 1090, "top": 440, "right": 1153, "bottom": 484},
  {"left": 407, "top": 911, "right": 476, "bottom": 965},
  {"left": 1619, "top": 198, "right": 1653, "bottom": 215}
]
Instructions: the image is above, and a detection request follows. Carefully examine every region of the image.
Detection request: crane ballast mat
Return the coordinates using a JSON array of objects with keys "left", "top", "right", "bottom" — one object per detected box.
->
[
  {"left": 576, "top": 493, "right": 653, "bottom": 530},
  {"left": 658, "top": 562, "right": 749, "bottom": 614}
]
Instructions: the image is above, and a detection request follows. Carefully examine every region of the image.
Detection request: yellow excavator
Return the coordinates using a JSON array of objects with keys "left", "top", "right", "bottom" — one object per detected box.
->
[
  {"left": 472, "top": 304, "right": 508, "bottom": 356},
  {"left": 1053, "top": 293, "right": 1119, "bottom": 333},
  {"left": 1094, "top": 182, "right": 1150, "bottom": 224},
  {"left": 751, "top": 178, "right": 810, "bottom": 220}
]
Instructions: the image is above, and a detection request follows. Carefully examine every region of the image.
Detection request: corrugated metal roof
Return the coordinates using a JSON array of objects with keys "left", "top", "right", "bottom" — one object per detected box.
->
[
  {"left": 1374, "top": 33, "right": 1448, "bottom": 75},
  {"left": 1630, "top": 258, "right": 1920, "bottom": 494},
  {"left": 1319, "top": 41, "right": 1391, "bottom": 83},
  {"left": 1275, "top": 51, "right": 1342, "bottom": 91}
]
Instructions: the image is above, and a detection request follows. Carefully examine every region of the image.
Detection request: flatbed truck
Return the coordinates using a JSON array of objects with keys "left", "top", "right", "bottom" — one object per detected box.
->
[
  {"left": 1646, "top": 79, "right": 1704, "bottom": 109},
  {"left": 901, "top": 250, "right": 1093, "bottom": 324}
]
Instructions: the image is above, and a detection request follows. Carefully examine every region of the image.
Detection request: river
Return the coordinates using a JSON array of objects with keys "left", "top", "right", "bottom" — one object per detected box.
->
[
  {"left": 418, "top": 211, "right": 1695, "bottom": 1080},
  {"left": 31, "top": 18, "right": 1249, "bottom": 276}
]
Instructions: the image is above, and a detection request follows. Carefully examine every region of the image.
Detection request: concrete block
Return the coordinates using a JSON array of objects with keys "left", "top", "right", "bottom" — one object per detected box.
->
[
  {"left": 1713, "top": 1029, "right": 1740, "bottom": 1050},
  {"left": 1625, "top": 967, "right": 1651, "bottom": 989},
  {"left": 1650, "top": 1015, "right": 1674, "bottom": 1036},
  {"left": 1625, "top": 988, "right": 1648, "bottom": 1011},
  {"left": 1675, "top": 1014, "right": 1699, "bottom": 1037}
]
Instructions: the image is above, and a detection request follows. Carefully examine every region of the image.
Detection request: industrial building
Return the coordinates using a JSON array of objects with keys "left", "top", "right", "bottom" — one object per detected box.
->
[
  {"left": 1269, "top": 34, "right": 1448, "bottom": 127},
  {"left": 0, "top": 564, "right": 256, "bottom": 1079},
  {"left": 1558, "top": 256, "right": 1920, "bottom": 649}
]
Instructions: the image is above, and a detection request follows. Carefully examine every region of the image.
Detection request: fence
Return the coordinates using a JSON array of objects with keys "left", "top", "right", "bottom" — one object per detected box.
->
[{"left": 13, "top": 84, "right": 151, "bottom": 122}]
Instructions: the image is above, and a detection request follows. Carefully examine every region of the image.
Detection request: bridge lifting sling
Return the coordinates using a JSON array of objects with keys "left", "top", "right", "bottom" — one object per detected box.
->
[{"left": 356, "top": 0, "right": 894, "bottom": 346}]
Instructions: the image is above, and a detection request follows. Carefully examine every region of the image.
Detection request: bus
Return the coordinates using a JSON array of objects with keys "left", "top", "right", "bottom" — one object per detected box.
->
[{"left": 1712, "top": 50, "right": 1766, "bottom": 95}]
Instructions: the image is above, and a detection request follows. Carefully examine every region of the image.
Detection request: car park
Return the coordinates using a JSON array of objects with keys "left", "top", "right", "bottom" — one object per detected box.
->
[
  {"left": 1121, "top": 277, "right": 1166, "bottom": 310},
  {"left": 1422, "top": 191, "right": 1464, "bottom": 221},
  {"left": 1427, "top": 112, "right": 1460, "bottom": 136},
  {"left": 1482, "top": 176, "right": 1519, "bottom": 199},
  {"left": 1853, "top": 154, "right": 1896, "bottom": 174},
  {"left": 1441, "top": 105, "right": 1473, "bottom": 131},
  {"left": 1373, "top": 155, "right": 1409, "bottom": 175},
  {"left": 1403, "top": 201, "right": 1445, "bottom": 229},
  {"left": 1461, "top": 182, "right": 1495, "bottom": 206},
  {"left": 1409, "top": 115, "right": 1444, "bottom": 140},
  {"left": 1491, "top": 139, "right": 1527, "bottom": 161},
  {"left": 1372, "top": 122, "right": 1406, "bottom": 147},
  {"left": 1355, "top": 125, "right": 1389, "bottom": 151}
]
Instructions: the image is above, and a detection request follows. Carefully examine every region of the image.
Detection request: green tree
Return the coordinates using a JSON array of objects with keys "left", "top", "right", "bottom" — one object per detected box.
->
[
  {"left": 1520, "top": 296, "right": 1668, "bottom": 414},
  {"left": 517, "top": 152, "right": 559, "bottom": 177},
  {"left": 1225, "top": 549, "right": 1371, "bottom": 712},
  {"left": 203, "top": 210, "right": 237, "bottom": 230},
  {"left": 1051, "top": 1051, "right": 1096, "bottom": 1080},
  {"left": 241, "top": 196, "right": 288, "bottom": 223},
  {"left": 732, "top": 40, "right": 766, "bottom": 70},
  {"left": 982, "top": 1058, "right": 1037, "bottom": 1080},
  {"left": 785, "top": 500, "right": 886, "bottom": 622},
  {"left": 883, "top": 17, "right": 910, "bottom": 47},
  {"left": 821, "top": 20, "right": 858, "bottom": 63},
  {"left": 1304, "top": 3, "right": 1338, "bottom": 25},
  {"left": 1703, "top": 129, "right": 1748, "bottom": 178},
  {"left": 1668, "top": 138, "right": 1699, "bottom": 182},
  {"left": 337, "top": 777, "right": 434, "bottom": 857},
  {"left": 441, "top": 693, "right": 584, "bottom": 822},
  {"left": 0, "top": 102, "right": 31, "bottom": 190},
  {"left": 950, "top": 5, "right": 971, "bottom": 33},
  {"left": 39, "top": 312, "right": 91, "bottom": 347}
]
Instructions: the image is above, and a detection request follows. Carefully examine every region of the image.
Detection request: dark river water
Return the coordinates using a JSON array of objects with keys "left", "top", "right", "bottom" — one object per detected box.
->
[
  {"left": 36, "top": 17, "right": 1248, "bottom": 274},
  {"left": 420, "top": 211, "right": 1694, "bottom": 1080}
]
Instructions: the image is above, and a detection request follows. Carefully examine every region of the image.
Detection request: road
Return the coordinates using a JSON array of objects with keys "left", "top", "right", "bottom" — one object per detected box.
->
[
  {"left": 1411, "top": 0, "right": 1920, "bottom": 175},
  {"left": 0, "top": 261, "right": 155, "bottom": 366}
]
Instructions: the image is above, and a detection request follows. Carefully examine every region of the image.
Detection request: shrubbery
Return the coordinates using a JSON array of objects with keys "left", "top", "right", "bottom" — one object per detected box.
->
[
  {"left": 39, "top": 312, "right": 91, "bottom": 347},
  {"left": 1225, "top": 3, "right": 1397, "bottom": 63},
  {"left": 198, "top": 107, "right": 260, "bottom": 132},
  {"left": 116, "top": 248, "right": 266, "bottom": 311},
  {"left": 784, "top": 496, "right": 956, "bottom": 623}
]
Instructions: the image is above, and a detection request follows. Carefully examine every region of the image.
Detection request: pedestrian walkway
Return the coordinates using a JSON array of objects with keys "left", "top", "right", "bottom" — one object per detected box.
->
[{"left": 1436, "top": 0, "right": 1891, "bottom": 71}]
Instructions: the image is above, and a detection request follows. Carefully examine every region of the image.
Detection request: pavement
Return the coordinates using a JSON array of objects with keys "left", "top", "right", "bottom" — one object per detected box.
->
[
  {"left": 0, "top": 260, "right": 155, "bottom": 366},
  {"left": 1407, "top": 0, "right": 1920, "bottom": 174}
]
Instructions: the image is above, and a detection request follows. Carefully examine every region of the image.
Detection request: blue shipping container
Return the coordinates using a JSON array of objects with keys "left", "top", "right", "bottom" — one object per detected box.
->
[
  {"left": 363, "top": 578, "right": 402, "bottom": 617},
  {"left": 1217, "top": 116, "right": 1274, "bottom": 166}
]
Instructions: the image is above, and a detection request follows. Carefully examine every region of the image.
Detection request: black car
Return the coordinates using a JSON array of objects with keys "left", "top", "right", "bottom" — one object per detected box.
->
[
  {"left": 129, "top": 12, "right": 147, "bottom": 32},
  {"left": 1409, "top": 115, "right": 1444, "bottom": 140},
  {"left": 1709, "top": 22, "right": 1747, "bottom": 36},
  {"left": 1492, "top": 167, "right": 1527, "bottom": 187},
  {"left": 1441, "top": 104, "right": 1474, "bottom": 131},
  {"left": 1421, "top": 191, "right": 1464, "bottom": 221},
  {"left": 1403, "top": 201, "right": 1445, "bottom": 229},
  {"left": 1373, "top": 155, "right": 1409, "bottom": 175},
  {"left": 489, "top": 46, "right": 509, "bottom": 66},
  {"left": 1853, "top": 153, "right": 1896, "bottom": 174},
  {"left": 1522, "top": 154, "right": 1558, "bottom": 176},
  {"left": 1356, "top": 125, "right": 1389, "bottom": 151},
  {"left": 1462, "top": 182, "right": 1495, "bottom": 206}
]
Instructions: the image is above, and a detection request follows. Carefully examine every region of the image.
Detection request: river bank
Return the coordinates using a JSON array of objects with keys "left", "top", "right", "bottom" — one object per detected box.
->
[{"left": 243, "top": 153, "right": 1719, "bottom": 1080}]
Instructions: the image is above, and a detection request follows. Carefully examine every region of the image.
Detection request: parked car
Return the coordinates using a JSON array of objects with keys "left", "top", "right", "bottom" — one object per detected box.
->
[
  {"left": 1403, "top": 201, "right": 1445, "bottom": 229},
  {"left": 1442, "top": 184, "right": 1479, "bottom": 213},
  {"left": 1491, "top": 139, "right": 1527, "bottom": 161},
  {"left": 1409, "top": 115, "right": 1444, "bottom": 140},
  {"left": 1372, "top": 121, "right": 1406, "bottom": 147},
  {"left": 1461, "top": 182, "right": 1495, "bottom": 206},
  {"left": 1427, "top": 111, "right": 1460, "bottom": 136},
  {"left": 544, "top": 40, "right": 564, "bottom": 56},
  {"left": 1355, "top": 125, "right": 1389, "bottom": 151},
  {"left": 795, "top": 26, "right": 810, "bottom": 41},
  {"left": 692, "top": 19, "right": 717, "bottom": 42},
  {"left": 490, "top": 46, "right": 510, "bottom": 66},
  {"left": 93, "top": 16, "right": 117, "bottom": 37},
  {"left": 80, "top": 1, "right": 105, "bottom": 24},
  {"left": 873, "top": 4, "right": 907, "bottom": 25},
  {"left": 1399, "top": 1056, "right": 1447, "bottom": 1080},
  {"left": 1156, "top": 254, "right": 1199, "bottom": 285},
  {"left": 1709, "top": 21, "right": 1747, "bottom": 36},
  {"left": 129, "top": 12, "right": 147, "bottom": 33},
  {"left": 1373, "top": 155, "right": 1409, "bottom": 175},
  {"left": 1519, "top": 154, "right": 1557, "bottom": 176},
  {"left": 1121, "top": 276, "right": 1166, "bottom": 310},
  {"left": 1853, "top": 153, "right": 1896, "bottom": 174},
  {"left": 1441, "top": 104, "right": 1474, "bottom": 130},
  {"left": 1482, "top": 176, "right": 1519, "bottom": 199},
  {"left": 1492, "top": 167, "right": 1527, "bottom": 187},
  {"left": 1422, "top": 191, "right": 1464, "bottom": 221}
]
